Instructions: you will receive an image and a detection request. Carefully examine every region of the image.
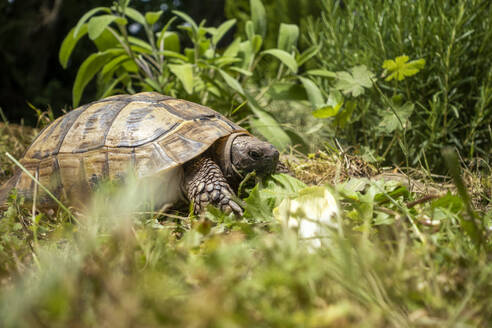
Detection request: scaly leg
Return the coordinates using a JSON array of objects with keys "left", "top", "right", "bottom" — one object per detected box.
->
[{"left": 184, "top": 156, "right": 243, "bottom": 215}]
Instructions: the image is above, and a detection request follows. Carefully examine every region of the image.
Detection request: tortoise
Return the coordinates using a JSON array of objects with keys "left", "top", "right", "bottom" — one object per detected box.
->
[{"left": 0, "top": 92, "right": 280, "bottom": 215}]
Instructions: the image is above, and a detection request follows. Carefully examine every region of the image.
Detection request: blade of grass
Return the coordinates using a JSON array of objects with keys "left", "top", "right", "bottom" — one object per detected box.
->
[{"left": 5, "top": 152, "right": 77, "bottom": 223}]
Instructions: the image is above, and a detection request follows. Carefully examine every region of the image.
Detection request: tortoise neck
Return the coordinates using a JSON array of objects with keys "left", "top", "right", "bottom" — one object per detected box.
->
[{"left": 215, "top": 132, "right": 250, "bottom": 182}]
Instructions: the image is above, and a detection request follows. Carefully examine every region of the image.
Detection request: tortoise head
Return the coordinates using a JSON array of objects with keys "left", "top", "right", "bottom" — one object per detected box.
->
[{"left": 217, "top": 133, "right": 279, "bottom": 181}]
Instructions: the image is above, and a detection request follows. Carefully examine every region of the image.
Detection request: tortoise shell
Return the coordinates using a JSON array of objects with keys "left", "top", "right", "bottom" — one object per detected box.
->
[{"left": 8, "top": 92, "right": 246, "bottom": 208}]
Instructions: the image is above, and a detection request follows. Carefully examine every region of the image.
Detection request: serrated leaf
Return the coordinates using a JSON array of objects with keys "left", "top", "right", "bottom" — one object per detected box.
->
[
  {"left": 277, "top": 23, "right": 299, "bottom": 52},
  {"left": 298, "top": 77, "right": 324, "bottom": 108},
  {"left": 378, "top": 101, "right": 415, "bottom": 133},
  {"left": 145, "top": 11, "right": 163, "bottom": 25},
  {"left": 382, "top": 55, "right": 426, "bottom": 81},
  {"left": 59, "top": 25, "right": 88, "bottom": 68},
  {"left": 213, "top": 19, "right": 236, "bottom": 46},
  {"left": 262, "top": 49, "right": 298, "bottom": 73},
  {"left": 73, "top": 49, "right": 124, "bottom": 107},
  {"left": 250, "top": 0, "right": 266, "bottom": 37},
  {"left": 335, "top": 65, "right": 375, "bottom": 97},
  {"left": 88, "top": 15, "right": 120, "bottom": 40},
  {"left": 169, "top": 64, "right": 194, "bottom": 94}
]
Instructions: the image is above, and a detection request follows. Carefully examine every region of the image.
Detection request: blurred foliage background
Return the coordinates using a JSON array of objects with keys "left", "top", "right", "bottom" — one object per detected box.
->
[{"left": 0, "top": 0, "right": 228, "bottom": 124}]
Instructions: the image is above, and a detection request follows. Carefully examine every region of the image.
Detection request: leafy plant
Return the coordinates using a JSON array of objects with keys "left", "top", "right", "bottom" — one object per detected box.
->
[
  {"left": 305, "top": 0, "right": 492, "bottom": 170},
  {"left": 59, "top": 0, "right": 317, "bottom": 151}
]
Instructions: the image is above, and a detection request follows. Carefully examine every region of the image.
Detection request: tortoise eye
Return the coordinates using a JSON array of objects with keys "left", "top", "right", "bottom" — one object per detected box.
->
[{"left": 248, "top": 150, "right": 262, "bottom": 160}]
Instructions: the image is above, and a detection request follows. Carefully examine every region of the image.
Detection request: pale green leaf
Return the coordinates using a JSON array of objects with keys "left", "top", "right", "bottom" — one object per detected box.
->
[
  {"left": 73, "top": 7, "right": 111, "bottom": 37},
  {"left": 262, "top": 49, "right": 298, "bottom": 73},
  {"left": 88, "top": 15, "right": 120, "bottom": 40},
  {"left": 277, "top": 23, "right": 299, "bottom": 52},
  {"left": 169, "top": 64, "right": 194, "bottom": 94},
  {"left": 246, "top": 94, "right": 291, "bottom": 150},
  {"left": 218, "top": 70, "right": 244, "bottom": 95},
  {"left": 172, "top": 10, "right": 198, "bottom": 33},
  {"left": 213, "top": 19, "right": 236, "bottom": 46},
  {"left": 145, "top": 11, "right": 163, "bottom": 25},
  {"left": 378, "top": 101, "right": 415, "bottom": 133},
  {"left": 335, "top": 65, "right": 375, "bottom": 97},
  {"left": 250, "top": 0, "right": 266, "bottom": 37},
  {"left": 158, "top": 32, "right": 180, "bottom": 53},
  {"left": 124, "top": 7, "right": 146, "bottom": 25},
  {"left": 298, "top": 77, "right": 324, "bottom": 108}
]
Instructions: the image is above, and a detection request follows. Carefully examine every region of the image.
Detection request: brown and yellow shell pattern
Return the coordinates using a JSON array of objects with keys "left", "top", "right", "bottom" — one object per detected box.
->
[{"left": 8, "top": 92, "right": 245, "bottom": 208}]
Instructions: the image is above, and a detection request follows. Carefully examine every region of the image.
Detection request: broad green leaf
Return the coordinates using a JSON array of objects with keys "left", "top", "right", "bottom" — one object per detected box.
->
[
  {"left": 145, "top": 11, "right": 163, "bottom": 25},
  {"left": 246, "top": 94, "right": 291, "bottom": 150},
  {"left": 218, "top": 70, "right": 244, "bottom": 95},
  {"left": 307, "top": 69, "right": 336, "bottom": 78},
  {"left": 59, "top": 25, "right": 88, "bottom": 68},
  {"left": 238, "top": 40, "right": 254, "bottom": 69},
  {"left": 73, "top": 7, "right": 111, "bottom": 37},
  {"left": 73, "top": 49, "right": 124, "bottom": 107},
  {"left": 88, "top": 15, "right": 123, "bottom": 40},
  {"left": 93, "top": 28, "right": 119, "bottom": 51},
  {"left": 298, "top": 77, "right": 324, "bottom": 108},
  {"left": 157, "top": 32, "right": 180, "bottom": 53},
  {"left": 382, "top": 55, "right": 426, "bottom": 81},
  {"left": 244, "top": 173, "right": 307, "bottom": 220},
  {"left": 312, "top": 93, "right": 344, "bottom": 118},
  {"left": 268, "top": 82, "right": 307, "bottom": 101},
  {"left": 100, "top": 54, "right": 131, "bottom": 79},
  {"left": 169, "top": 64, "right": 194, "bottom": 94},
  {"left": 124, "top": 7, "right": 146, "bottom": 25},
  {"left": 262, "top": 49, "right": 298, "bottom": 73},
  {"left": 378, "top": 101, "right": 415, "bottom": 133},
  {"left": 250, "top": 0, "right": 267, "bottom": 37},
  {"left": 172, "top": 10, "right": 198, "bottom": 34},
  {"left": 251, "top": 35, "right": 263, "bottom": 54},
  {"left": 335, "top": 65, "right": 375, "bottom": 97},
  {"left": 213, "top": 19, "right": 236, "bottom": 46},
  {"left": 223, "top": 37, "right": 241, "bottom": 57},
  {"left": 157, "top": 16, "right": 177, "bottom": 48},
  {"left": 277, "top": 23, "right": 299, "bottom": 52}
]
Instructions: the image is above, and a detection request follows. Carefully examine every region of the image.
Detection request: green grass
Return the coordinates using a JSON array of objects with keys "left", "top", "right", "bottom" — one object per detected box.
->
[
  {"left": 304, "top": 0, "right": 492, "bottom": 171},
  {"left": 0, "top": 126, "right": 490, "bottom": 327}
]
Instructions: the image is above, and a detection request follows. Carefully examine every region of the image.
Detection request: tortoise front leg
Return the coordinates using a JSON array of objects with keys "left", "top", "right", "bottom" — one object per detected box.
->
[{"left": 184, "top": 156, "right": 243, "bottom": 216}]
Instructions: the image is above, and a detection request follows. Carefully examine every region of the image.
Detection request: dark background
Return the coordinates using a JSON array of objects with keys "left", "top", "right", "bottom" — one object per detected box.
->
[{"left": 0, "top": 0, "right": 228, "bottom": 125}]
